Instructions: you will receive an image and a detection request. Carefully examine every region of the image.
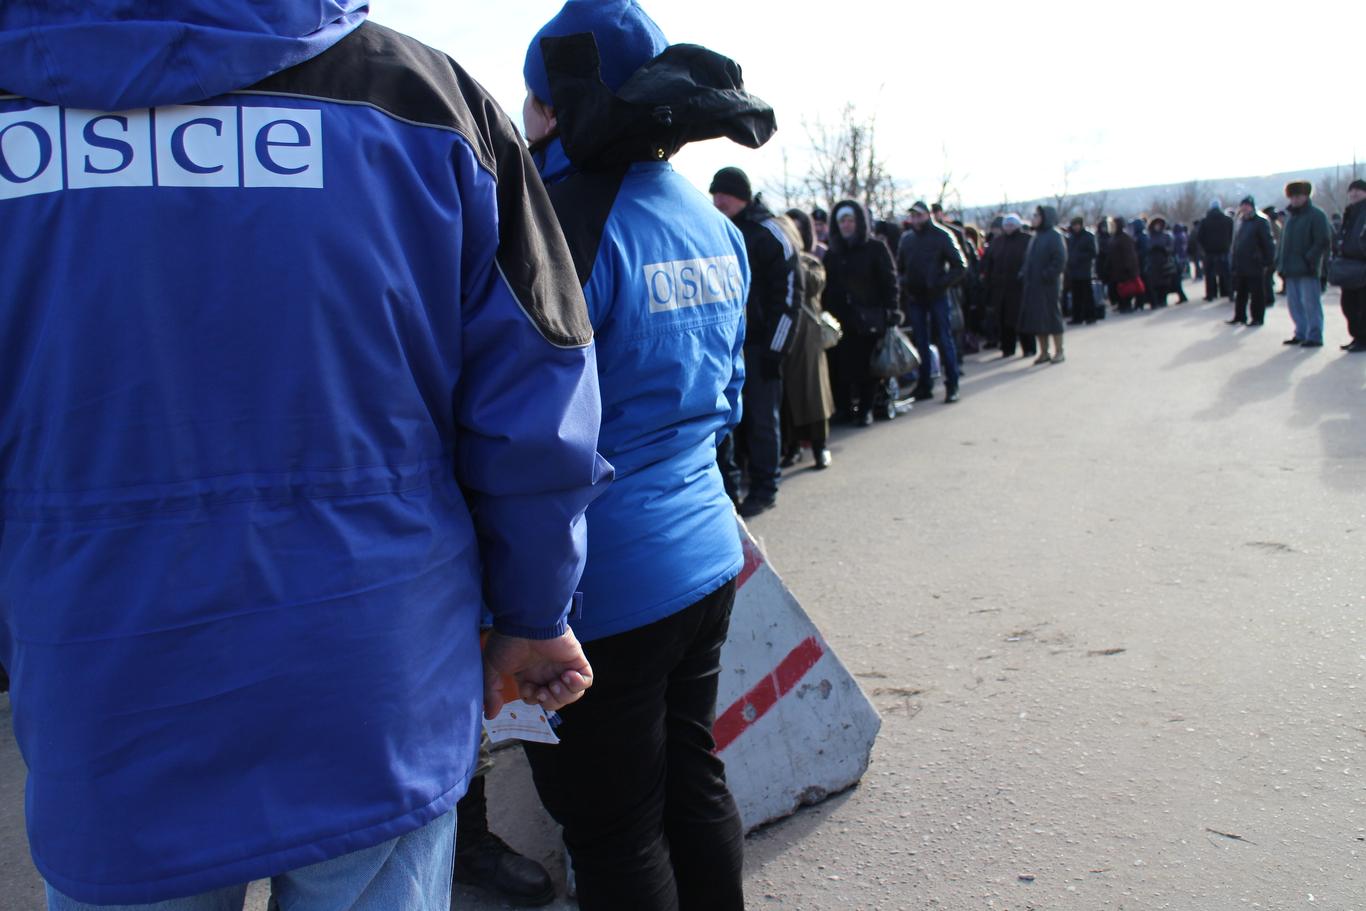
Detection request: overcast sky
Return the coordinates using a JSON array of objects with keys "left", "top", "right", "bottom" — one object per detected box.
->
[{"left": 375, "top": 0, "right": 1358, "bottom": 210}]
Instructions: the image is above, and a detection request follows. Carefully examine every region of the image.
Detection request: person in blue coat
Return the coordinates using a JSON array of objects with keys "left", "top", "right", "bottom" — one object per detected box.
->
[
  {"left": 518, "top": 2, "right": 775, "bottom": 909},
  {"left": 0, "top": 3, "right": 613, "bottom": 909}
]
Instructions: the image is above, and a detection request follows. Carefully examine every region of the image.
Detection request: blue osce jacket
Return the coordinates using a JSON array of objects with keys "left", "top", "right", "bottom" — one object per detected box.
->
[
  {"left": 0, "top": 2, "right": 611, "bottom": 904},
  {"left": 536, "top": 138, "right": 747, "bottom": 642}
]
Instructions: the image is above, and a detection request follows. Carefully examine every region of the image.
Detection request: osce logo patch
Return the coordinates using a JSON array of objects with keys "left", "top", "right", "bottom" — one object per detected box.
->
[
  {"left": 0, "top": 104, "right": 324, "bottom": 200},
  {"left": 643, "top": 255, "right": 744, "bottom": 314}
]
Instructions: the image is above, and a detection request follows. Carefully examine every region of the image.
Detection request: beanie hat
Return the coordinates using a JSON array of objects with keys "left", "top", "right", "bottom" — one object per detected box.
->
[
  {"left": 1069, "top": 216, "right": 1084, "bottom": 228},
  {"left": 709, "top": 167, "right": 752, "bottom": 202},
  {"left": 524, "top": 0, "right": 669, "bottom": 104},
  {"left": 1350, "top": 179, "right": 1366, "bottom": 194},
  {"left": 834, "top": 204, "right": 857, "bottom": 223},
  {"left": 1285, "top": 180, "right": 1313, "bottom": 198},
  {"left": 909, "top": 201, "right": 931, "bottom": 216},
  {"left": 1239, "top": 195, "right": 1256, "bottom": 208},
  {"left": 1209, "top": 199, "right": 1222, "bottom": 211},
  {"left": 811, "top": 207, "right": 829, "bottom": 222},
  {"left": 1002, "top": 213, "right": 1023, "bottom": 229}
]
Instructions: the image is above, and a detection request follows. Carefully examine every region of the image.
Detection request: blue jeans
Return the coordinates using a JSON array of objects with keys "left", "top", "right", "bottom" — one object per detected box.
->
[
  {"left": 1285, "top": 276, "right": 1324, "bottom": 343},
  {"left": 908, "top": 295, "right": 959, "bottom": 393},
  {"left": 47, "top": 811, "right": 456, "bottom": 911}
]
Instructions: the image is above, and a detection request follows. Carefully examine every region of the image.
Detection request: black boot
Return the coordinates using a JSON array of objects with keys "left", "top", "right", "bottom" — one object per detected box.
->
[{"left": 454, "top": 777, "right": 555, "bottom": 907}]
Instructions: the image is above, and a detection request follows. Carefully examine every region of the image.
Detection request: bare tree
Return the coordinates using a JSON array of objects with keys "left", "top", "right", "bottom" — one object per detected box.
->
[
  {"left": 764, "top": 149, "right": 801, "bottom": 212},
  {"left": 1077, "top": 190, "right": 1112, "bottom": 226},
  {"left": 1168, "top": 180, "right": 1205, "bottom": 225},
  {"left": 801, "top": 103, "right": 907, "bottom": 219},
  {"left": 1051, "top": 160, "right": 1081, "bottom": 219}
]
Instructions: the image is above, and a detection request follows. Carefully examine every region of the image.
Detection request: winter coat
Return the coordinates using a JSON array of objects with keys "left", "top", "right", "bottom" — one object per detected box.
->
[
  {"left": 1231, "top": 212, "right": 1276, "bottom": 277},
  {"left": 533, "top": 33, "right": 776, "bottom": 642},
  {"left": 1108, "top": 230, "right": 1141, "bottom": 283},
  {"left": 0, "top": 5, "right": 614, "bottom": 905},
  {"left": 1277, "top": 201, "right": 1334, "bottom": 278},
  {"left": 1096, "top": 228, "right": 1113, "bottom": 281},
  {"left": 1197, "top": 207, "right": 1235, "bottom": 255},
  {"left": 896, "top": 220, "right": 968, "bottom": 304},
  {"left": 981, "top": 230, "right": 1031, "bottom": 330},
  {"left": 786, "top": 250, "right": 836, "bottom": 427},
  {"left": 1342, "top": 200, "right": 1366, "bottom": 262},
  {"left": 822, "top": 200, "right": 899, "bottom": 336},
  {"left": 1066, "top": 228, "right": 1098, "bottom": 280},
  {"left": 732, "top": 199, "right": 802, "bottom": 370},
  {"left": 1172, "top": 225, "right": 1191, "bottom": 263},
  {"left": 1017, "top": 206, "right": 1067, "bottom": 335}
]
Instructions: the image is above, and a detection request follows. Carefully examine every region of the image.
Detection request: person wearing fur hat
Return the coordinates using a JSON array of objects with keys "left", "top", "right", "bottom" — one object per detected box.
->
[
  {"left": 1336, "top": 180, "right": 1366, "bottom": 352},
  {"left": 520, "top": 3, "right": 777, "bottom": 908},
  {"left": 1228, "top": 197, "right": 1275, "bottom": 327},
  {"left": 1277, "top": 180, "right": 1333, "bottom": 347},
  {"left": 1144, "top": 216, "right": 1188, "bottom": 308}
]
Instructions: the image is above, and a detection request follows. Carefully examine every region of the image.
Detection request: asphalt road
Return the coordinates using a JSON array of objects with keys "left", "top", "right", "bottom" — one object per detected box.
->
[{"left": 3, "top": 283, "right": 1363, "bottom": 910}]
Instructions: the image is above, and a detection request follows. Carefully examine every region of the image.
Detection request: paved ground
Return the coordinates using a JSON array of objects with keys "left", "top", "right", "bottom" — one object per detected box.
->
[{"left": 3, "top": 282, "right": 1364, "bottom": 909}]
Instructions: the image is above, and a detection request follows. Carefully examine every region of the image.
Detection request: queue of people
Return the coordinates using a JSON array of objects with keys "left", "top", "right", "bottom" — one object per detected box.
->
[{"left": 3, "top": 3, "right": 1366, "bottom": 911}]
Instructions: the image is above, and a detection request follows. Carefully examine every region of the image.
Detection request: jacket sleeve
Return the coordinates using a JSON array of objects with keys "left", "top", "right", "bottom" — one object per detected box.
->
[
  {"left": 874, "top": 240, "right": 899, "bottom": 311},
  {"left": 1258, "top": 220, "right": 1275, "bottom": 266},
  {"left": 454, "top": 114, "right": 613, "bottom": 641},
  {"left": 939, "top": 231, "right": 968, "bottom": 290},
  {"left": 753, "top": 221, "right": 801, "bottom": 358},
  {"left": 1044, "top": 233, "right": 1067, "bottom": 279},
  {"left": 719, "top": 252, "right": 750, "bottom": 441},
  {"left": 1306, "top": 212, "right": 1332, "bottom": 266}
]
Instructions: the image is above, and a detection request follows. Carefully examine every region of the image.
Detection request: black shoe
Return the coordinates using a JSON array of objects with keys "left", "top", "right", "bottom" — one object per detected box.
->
[
  {"left": 1347, "top": 341, "right": 1366, "bottom": 353},
  {"left": 1283, "top": 338, "right": 1303, "bottom": 346},
  {"left": 1225, "top": 319, "right": 1245, "bottom": 326},
  {"left": 1248, "top": 321, "right": 1263, "bottom": 327},
  {"left": 454, "top": 832, "right": 555, "bottom": 908},
  {"left": 739, "top": 496, "right": 776, "bottom": 518},
  {"left": 780, "top": 450, "right": 801, "bottom": 469},
  {"left": 814, "top": 449, "right": 833, "bottom": 470},
  {"left": 911, "top": 389, "right": 934, "bottom": 402},
  {"left": 944, "top": 389, "right": 960, "bottom": 404},
  {"left": 1301, "top": 340, "right": 1324, "bottom": 348}
]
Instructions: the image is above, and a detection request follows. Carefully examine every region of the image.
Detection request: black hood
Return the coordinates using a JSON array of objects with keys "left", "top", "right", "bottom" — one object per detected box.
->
[
  {"left": 540, "top": 34, "right": 776, "bottom": 169},
  {"left": 827, "top": 199, "right": 872, "bottom": 251}
]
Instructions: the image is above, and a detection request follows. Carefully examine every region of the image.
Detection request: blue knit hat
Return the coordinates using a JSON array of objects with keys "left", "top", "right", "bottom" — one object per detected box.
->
[{"left": 524, "top": 0, "right": 669, "bottom": 104}]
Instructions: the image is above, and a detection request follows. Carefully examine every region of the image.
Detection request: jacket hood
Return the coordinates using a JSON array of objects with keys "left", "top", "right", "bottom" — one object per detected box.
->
[
  {"left": 540, "top": 34, "right": 775, "bottom": 169},
  {"left": 1036, "top": 206, "right": 1058, "bottom": 231},
  {"left": 0, "top": 1, "right": 368, "bottom": 109},
  {"left": 828, "top": 199, "right": 871, "bottom": 251}
]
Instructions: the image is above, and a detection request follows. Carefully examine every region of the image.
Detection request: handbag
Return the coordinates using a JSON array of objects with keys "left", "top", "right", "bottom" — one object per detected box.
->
[
  {"left": 804, "top": 305, "right": 843, "bottom": 350},
  {"left": 1117, "top": 276, "right": 1146, "bottom": 298},
  {"left": 869, "top": 326, "right": 920, "bottom": 379},
  {"left": 1327, "top": 257, "right": 1366, "bottom": 290}
]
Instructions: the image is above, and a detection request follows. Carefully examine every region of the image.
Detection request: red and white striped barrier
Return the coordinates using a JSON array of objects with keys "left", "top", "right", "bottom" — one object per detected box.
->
[{"left": 716, "top": 519, "right": 882, "bottom": 832}]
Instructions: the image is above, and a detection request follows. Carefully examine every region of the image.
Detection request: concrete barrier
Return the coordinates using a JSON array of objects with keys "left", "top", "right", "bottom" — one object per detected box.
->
[{"left": 717, "top": 519, "right": 882, "bottom": 831}]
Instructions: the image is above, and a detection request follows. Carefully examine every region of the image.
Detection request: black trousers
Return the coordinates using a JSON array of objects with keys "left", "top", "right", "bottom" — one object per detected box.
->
[
  {"left": 839, "top": 332, "right": 880, "bottom": 415},
  {"left": 1204, "top": 254, "right": 1231, "bottom": 299},
  {"left": 999, "top": 322, "right": 1037, "bottom": 356},
  {"left": 1343, "top": 286, "right": 1366, "bottom": 343},
  {"left": 1233, "top": 274, "right": 1267, "bottom": 324},
  {"left": 523, "top": 581, "right": 745, "bottom": 911},
  {"left": 1069, "top": 278, "right": 1097, "bottom": 323}
]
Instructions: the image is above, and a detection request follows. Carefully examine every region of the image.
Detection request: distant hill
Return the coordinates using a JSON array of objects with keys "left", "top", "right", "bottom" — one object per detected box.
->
[{"left": 968, "top": 163, "right": 1362, "bottom": 227}]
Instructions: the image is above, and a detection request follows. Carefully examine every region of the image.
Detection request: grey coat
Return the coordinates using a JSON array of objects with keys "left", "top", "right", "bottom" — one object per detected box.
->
[{"left": 1017, "top": 206, "right": 1067, "bottom": 335}]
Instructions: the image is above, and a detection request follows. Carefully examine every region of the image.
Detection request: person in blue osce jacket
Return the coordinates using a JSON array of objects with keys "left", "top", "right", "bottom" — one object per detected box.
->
[
  {"left": 517, "top": 2, "right": 776, "bottom": 909},
  {"left": 0, "top": 2, "right": 613, "bottom": 909}
]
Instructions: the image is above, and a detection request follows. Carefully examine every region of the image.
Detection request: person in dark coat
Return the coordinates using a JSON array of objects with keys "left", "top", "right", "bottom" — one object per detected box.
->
[
  {"left": 1096, "top": 218, "right": 1114, "bottom": 306},
  {"left": 823, "top": 199, "right": 899, "bottom": 426},
  {"left": 1018, "top": 205, "right": 1067, "bottom": 363},
  {"left": 981, "top": 214, "right": 1034, "bottom": 356},
  {"left": 711, "top": 167, "right": 801, "bottom": 515},
  {"left": 1065, "top": 216, "right": 1099, "bottom": 325},
  {"left": 1145, "top": 216, "right": 1188, "bottom": 307},
  {"left": 1108, "top": 216, "right": 1142, "bottom": 312},
  {"left": 898, "top": 200, "right": 968, "bottom": 402},
  {"left": 1197, "top": 200, "right": 1234, "bottom": 301},
  {"left": 1228, "top": 196, "right": 1275, "bottom": 327},
  {"left": 782, "top": 209, "right": 836, "bottom": 466},
  {"left": 1337, "top": 180, "right": 1366, "bottom": 352},
  {"left": 1277, "top": 180, "right": 1333, "bottom": 348},
  {"left": 1190, "top": 219, "right": 1206, "bottom": 279}
]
